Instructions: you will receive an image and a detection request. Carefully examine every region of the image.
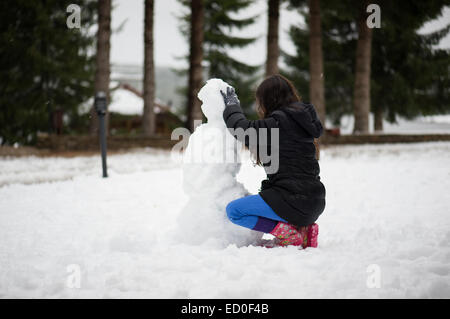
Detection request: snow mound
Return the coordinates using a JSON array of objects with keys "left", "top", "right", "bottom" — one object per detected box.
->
[{"left": 175, "top": 79, "right": 261, "bottom": 248}]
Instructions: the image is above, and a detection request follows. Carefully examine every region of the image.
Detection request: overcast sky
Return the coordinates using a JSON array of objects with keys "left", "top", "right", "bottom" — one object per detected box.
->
[{"left": 110, "top": 0, "right": 450, "bottom": 68}]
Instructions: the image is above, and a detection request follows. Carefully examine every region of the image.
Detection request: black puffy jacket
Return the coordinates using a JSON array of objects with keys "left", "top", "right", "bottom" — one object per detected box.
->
[{"left": 223, "top": 101, "right": 326, "bottom": 227}]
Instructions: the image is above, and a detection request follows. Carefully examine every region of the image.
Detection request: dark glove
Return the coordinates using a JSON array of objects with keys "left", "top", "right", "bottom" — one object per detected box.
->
[{"left": 220, "top": 87, "right": 240, "bottom": 107}]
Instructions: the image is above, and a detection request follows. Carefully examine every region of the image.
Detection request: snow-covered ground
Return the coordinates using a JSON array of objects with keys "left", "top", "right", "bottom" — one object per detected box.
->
[
  {"left": 0, "top": 142, "right": 449, "bottom": 298},
  {"left": 336, "top": 114, "right": 450, "bottom": 135}
]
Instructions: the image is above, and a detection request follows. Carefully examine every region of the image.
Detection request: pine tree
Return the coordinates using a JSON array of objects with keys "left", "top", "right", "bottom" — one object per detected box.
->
[
  {"left": 353, "top": 0, "right": 372, "bottom": 134},
  {"left": 186, "top": 0, "right": 205, "bottom": 132},
  {"left": 90, "top": 0, "right": 111, "bottom": 136},
  {"left": 308, "top": 0, "right": 326, "bottom": 125},
  {"left": 285, "top": 0, "right": 450, "bottom": 131},
  {"left": 143, "top": 0, "right": 156, "bottom": 135},
  {"left": 178, "top": 0, "right": 259, "bottom": 116},
  {"left": 286, "top": 0, "right": 350, "bottom": 124},
  {"left": 266, "top": 0, "right": 280, "bottom": 76},
  {"left": 371, "top": 0, "right": 450, "bottom": 131},
  {"left": 0, "top": 0, "right": 96, "bottom": 145}
]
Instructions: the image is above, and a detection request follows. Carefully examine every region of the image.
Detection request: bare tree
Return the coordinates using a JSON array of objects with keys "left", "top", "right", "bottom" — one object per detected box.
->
[
  {"left": 308, "top": 0, "right": 325, "bottom": 126},
  {"left": 143, "top": 0, "right": 156, "bottom": 136},
  {"left": 186, "top": 0, "right": 204, "bottom": 132},
  {"left": 265, "top": 0, "right": 280, "bottom": 76},
  {"left": 90, "top": 0, "right": 111, "bottom": 136},
  {"left": 353, "top": 0, "right": 372, "bottom": 134}
]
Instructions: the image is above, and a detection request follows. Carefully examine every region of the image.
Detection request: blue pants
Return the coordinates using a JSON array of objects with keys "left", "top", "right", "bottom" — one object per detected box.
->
[{"left": 225, "top": 195, "right": 287, "bottom": 232}]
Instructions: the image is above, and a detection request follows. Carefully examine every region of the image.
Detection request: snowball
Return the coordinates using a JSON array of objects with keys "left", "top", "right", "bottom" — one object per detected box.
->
[{"left": 197, "top": 78, "right": 228, "bottom": 123}]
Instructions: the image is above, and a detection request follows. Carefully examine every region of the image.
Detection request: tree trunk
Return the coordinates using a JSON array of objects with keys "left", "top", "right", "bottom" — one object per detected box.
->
[
  {"left": 186, "top": 0, "right": 204, "bottom": 132},
  {"left": 308, "top": 0, "right": 326, "bottom": 127},
  {"left": 143, "top": 0, "right": 156, "bottom": 136},
  {"left": 265, "top": 0, "right": 280, "bottom": 77},
  {"left": 90, "top": 0, "right": 111, "bottom": 136},
  {"left": 353, "top": 1, "right": 372, "bottom": 134},
  {"left": 374, "top": 106, "right": 383, "bottom": 132}
]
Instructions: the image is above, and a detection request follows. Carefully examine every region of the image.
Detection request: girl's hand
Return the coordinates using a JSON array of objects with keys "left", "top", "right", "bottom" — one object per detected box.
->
[{"left": 220, "top": 87, "right": 240, "bottom": 107}]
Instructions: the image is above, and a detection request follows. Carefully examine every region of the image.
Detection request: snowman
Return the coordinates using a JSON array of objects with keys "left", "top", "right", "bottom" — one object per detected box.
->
[{"left": 176, "top": 79, "right": 261, "bottom": 248}]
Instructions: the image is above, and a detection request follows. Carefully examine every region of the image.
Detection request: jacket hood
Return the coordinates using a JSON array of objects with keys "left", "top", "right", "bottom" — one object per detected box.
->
[{"left": 281, "top": 102, "right": 324, "bottom": 138}]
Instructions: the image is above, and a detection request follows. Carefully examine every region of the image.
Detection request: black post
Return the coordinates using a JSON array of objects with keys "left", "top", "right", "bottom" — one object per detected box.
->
[{"left": 94, "top": 91, "right": 108, "bottom": 178}]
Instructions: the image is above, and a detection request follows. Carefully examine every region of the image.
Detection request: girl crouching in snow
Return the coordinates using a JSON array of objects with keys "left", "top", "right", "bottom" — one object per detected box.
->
[{"left": 221, "top": 75, "right": 326, "bottom": 248}]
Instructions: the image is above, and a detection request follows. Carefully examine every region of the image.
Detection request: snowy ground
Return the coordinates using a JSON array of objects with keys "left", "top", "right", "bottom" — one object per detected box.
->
[
  {"left": 336, "top": 114, "right": 450, "bottom": 135},
  {"left": 0, "top": 143, "right": 449, "bottom": 298}
]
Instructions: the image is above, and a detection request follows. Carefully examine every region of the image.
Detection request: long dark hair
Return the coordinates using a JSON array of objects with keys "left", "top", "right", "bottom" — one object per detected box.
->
[{"left": 255, "top": 74, "right": 301, "bottom": 118}]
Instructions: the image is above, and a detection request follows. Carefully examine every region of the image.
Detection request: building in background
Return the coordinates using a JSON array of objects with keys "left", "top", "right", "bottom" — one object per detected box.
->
[{"left": 84, "top": 64, "right": 185, "bottom": 135}]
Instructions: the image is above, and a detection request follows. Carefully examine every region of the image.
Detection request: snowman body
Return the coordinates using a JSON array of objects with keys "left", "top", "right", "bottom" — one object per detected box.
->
[{"left": 177, "top": 79, "right": 260, "bottom": 247}]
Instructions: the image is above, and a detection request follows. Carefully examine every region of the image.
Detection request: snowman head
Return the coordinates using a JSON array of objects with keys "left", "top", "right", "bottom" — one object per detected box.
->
[{"left": 198, "top": 78, "right": 231, "bottom": 123}]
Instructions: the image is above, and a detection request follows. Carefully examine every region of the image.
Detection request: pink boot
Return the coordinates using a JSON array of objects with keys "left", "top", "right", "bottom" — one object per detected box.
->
[
  {"left": 302, "top": 223, "right": 319, "bottom": 248},
  {"left": 269, "top": 222, "right": 307, "bottom": 247}
]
